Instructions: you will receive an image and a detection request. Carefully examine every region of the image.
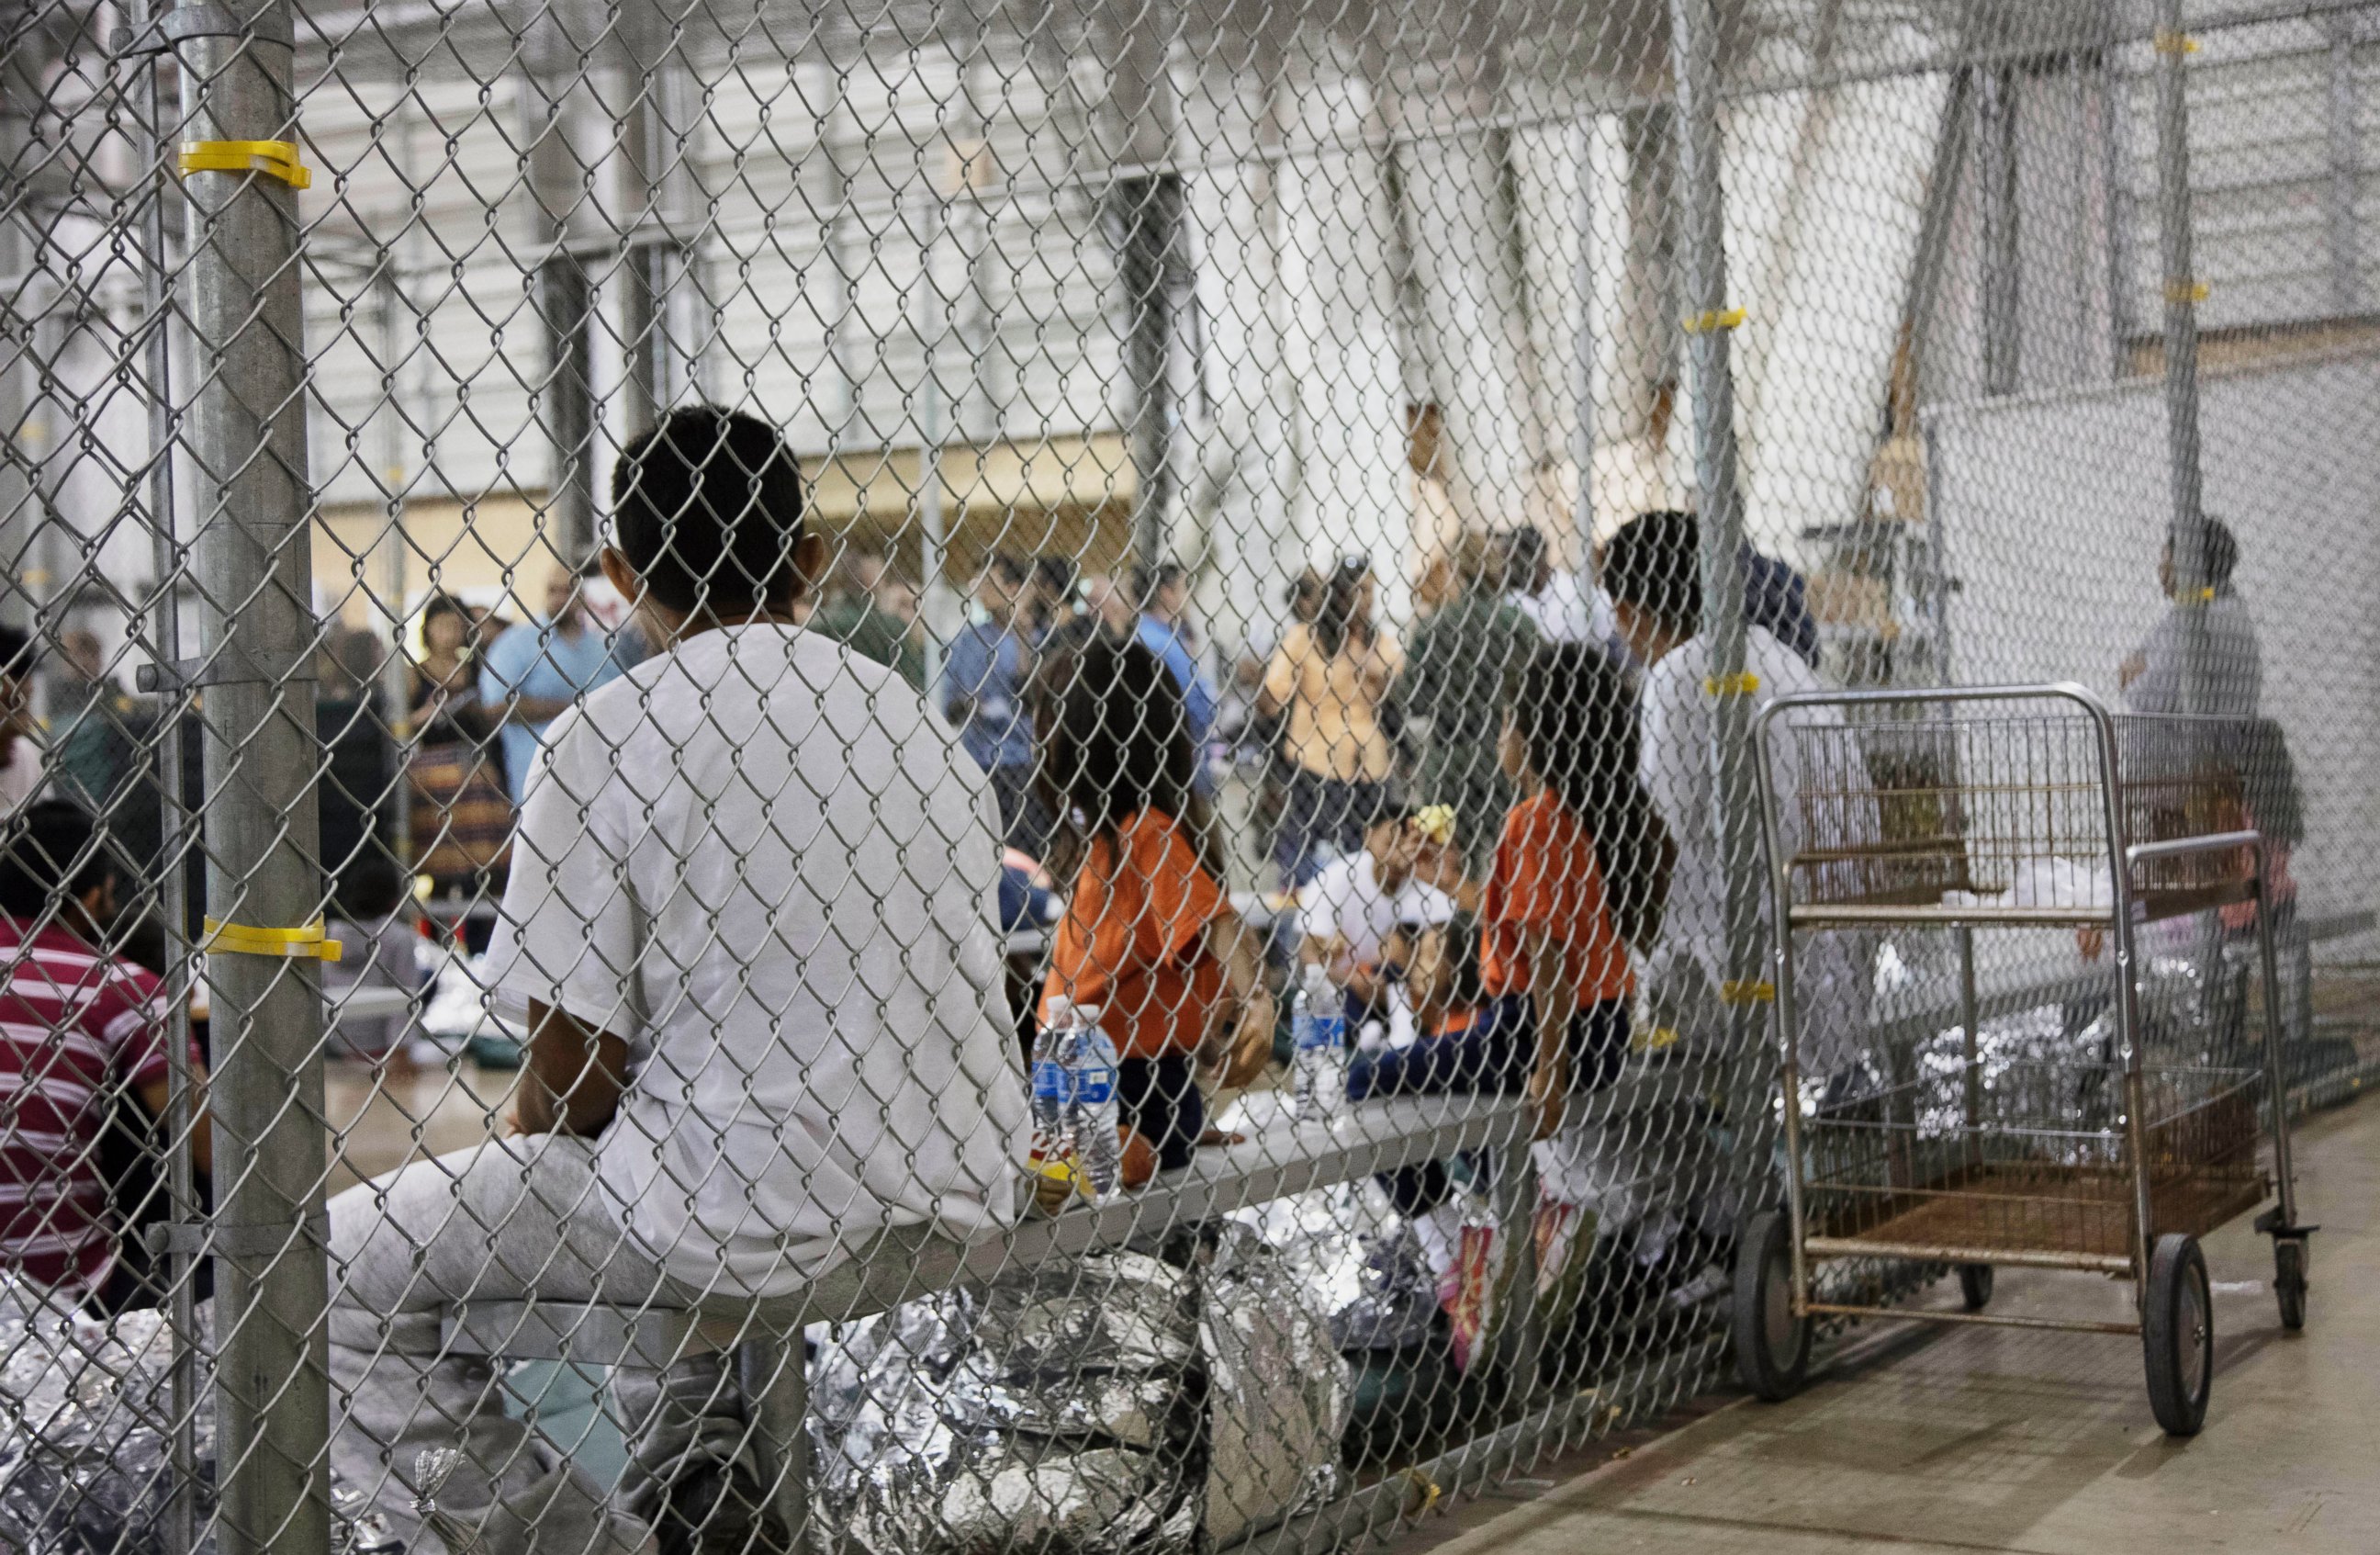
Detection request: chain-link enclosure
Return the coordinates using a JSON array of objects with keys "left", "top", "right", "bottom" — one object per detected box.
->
[{"left": 0, "top": 0, "right": 2374, "bottom": 1549}]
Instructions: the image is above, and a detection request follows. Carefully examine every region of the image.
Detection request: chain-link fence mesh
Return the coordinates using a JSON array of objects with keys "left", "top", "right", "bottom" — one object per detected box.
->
[{"left": 0, "top": 0, "right": 2372, "bottom": 1548}]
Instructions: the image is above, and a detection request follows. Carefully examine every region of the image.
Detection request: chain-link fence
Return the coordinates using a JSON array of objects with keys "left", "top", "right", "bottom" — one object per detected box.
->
[{"left": 0, "top": 0, "right": 2374, "bottom": 1549}]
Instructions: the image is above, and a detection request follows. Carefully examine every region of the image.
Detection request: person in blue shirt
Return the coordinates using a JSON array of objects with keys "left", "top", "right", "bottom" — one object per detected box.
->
[
  {"left": 940, "top": 552, "right": 1050, "bottom": 854},
  {"left": 1130, "top": 562, "right": 1217, "bottom": 783},
  {"left": 478, "top": 566, "right": 638, "bottom": 801}
]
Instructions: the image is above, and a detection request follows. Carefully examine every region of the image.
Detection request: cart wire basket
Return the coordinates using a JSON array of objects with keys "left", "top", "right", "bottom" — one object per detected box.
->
[{"left": 1734, "top": 684, "right": 2314, "bottom": 1437}]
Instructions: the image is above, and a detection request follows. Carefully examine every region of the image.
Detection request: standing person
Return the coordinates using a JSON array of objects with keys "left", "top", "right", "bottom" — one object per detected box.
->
[
  {"left": 1132, "top": 562, "right": 1218, "bottom": 774},
  {"left": 406, "top": 593, "right": 513, "bottom": 910},
  {"left": 328, "top": 406, "right": 1029, "bottom": 1553},
  {"left": 0, "top": 800, "right": 210, "bottom": 1300},
  {"left": 1395, "top": 532, "right": 1543, "bottom": 875},
  {"left": 941, "top": 552, "right": 1050, "bottom": 855},
  {"left": 478, "top": 566, "right": 637, "bottom": 803},
  {"left": 2120, "top": 518, "right": 2261, "bottom": 716},
  {"left": 1036, "top": 635, "right": 1274, "bottom": 1170},
  {"left": 1602, "top": 509, "right": 1867, "bottom": 1076},
  {"left": 1259, "top": 560, "right": 1403, "bottom": 885},
  {"left": 1503, "top": 527, "right": 1611, "bottom": 648},
  {"left": 1739, "top": 540, "right": 1822, "bottom": 668},
  {"left": 0, "top": 626, "right": 42, "bottom": 809},
  {"left": 814, "top": 546, "right": 926, "bottom": 691}
]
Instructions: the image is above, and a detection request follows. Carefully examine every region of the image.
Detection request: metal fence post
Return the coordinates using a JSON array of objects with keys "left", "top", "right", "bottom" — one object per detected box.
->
[
  {"left": 1667, "top": 0, "right": 1770, "bottom": 1078},
  {"left": 2150, "top": 0, "right": 2213, "bottom": 716},
  {"left": 522, "top": 62, "right": 601, "bottom": 567},
  {"left": 169, "top": 3, "right": 334, "bottom": 1549}
]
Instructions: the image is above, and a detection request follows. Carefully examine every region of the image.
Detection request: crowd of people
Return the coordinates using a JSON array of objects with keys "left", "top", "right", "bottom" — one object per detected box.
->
[{"left": 0, "top": 397, "right": 2278, "bottom": 1551}]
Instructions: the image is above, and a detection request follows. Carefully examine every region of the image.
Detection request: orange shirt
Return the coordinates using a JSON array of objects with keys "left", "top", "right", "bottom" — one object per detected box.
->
[
  {"left": 1479, "top": 791, "right": 1633, "bottom": 1007},
  {"left": 1038, "top": 808, "right": 1231, "bottom": 1062}
]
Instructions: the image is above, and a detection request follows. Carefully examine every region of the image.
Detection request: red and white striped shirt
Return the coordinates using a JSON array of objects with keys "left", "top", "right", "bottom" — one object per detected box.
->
[{"left": 0, "top": 915, "right": 179, "bottom": 1295}]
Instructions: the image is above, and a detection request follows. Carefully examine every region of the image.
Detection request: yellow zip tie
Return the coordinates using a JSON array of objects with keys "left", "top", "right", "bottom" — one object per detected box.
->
[
  {"left": 1721, "top": 979, "right": 1776, "bottom": 1005},
  {"left": 177, "top": 139, "right": 312, "bottom": 190},
  {"left": 201, "top": 917, "right": 344, "bottom": 962},
  {"left": 1634, "top": 1024, "right": 1683, "bottom": 1053},
  {"left": 2153, "top": 28, "right": 2199, "bottom": 55},
  {"left": 1682, "top": 307, "right": 1746, "bottom": 334},
  {"left": 1397, "top": 1468, "right": 1443, "bottom": 1519},
  {"left": 2187, "top": 586, "right": 2217, "bottom": 604},
  {"left": 1704, "top": 672, "right": 1761, "bottom": 697},
  {"left": 2163, "top": 278, "right": 2209, "bottom": 304}
]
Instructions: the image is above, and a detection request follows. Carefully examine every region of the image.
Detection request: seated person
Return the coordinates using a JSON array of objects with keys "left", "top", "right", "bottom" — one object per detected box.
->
[
  {"left": 323, "top": 850, "right": 431, "bottom": 1062},
  {"left": 1297, "top": 794, "right": 1458, "bottom": 1022},
  {"left": 326, "top": 407, "right": 1031, "bottom": 1555},
  {"left": 1036, "top": 636, "right": 1275, "bottom": 1174},
  {"left": 1348, "top": 918, "right": 1488, "bottom": 1098},
  {"left": 0, "top": 799, "right": 210, "bottom": 1305}
]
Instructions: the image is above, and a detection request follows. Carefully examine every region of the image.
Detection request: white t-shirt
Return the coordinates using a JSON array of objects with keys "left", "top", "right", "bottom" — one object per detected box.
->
[
  {"left": 1508, "top": 571, "right": 1616, "bottom": 648},
  {"left": 1640, "top": 626, "right": 1870, "bottom": 1073},
  {"left": 486, "top": 624, "right": 1030, "bottom": 1297},
  {"left": 1297, "top": 850, "right": 1455, "bottom": 968},
  {"left": 0, "top": 735, "right": 42, "bottom": 810}
]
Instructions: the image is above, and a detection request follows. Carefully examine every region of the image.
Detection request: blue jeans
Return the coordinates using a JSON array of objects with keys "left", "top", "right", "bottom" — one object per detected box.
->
[
  {"left": 1347, "top": 996, "right": 1630, "bottom": 1101},
  {"left": 1350, "top": 997, "right": 1632, "bottom": 1216}
]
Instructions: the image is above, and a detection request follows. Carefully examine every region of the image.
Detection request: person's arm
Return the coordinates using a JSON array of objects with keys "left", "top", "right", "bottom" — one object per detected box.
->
[
  {"left": 1525, "top": 927, "right": 1578, "bottom": 1142},
  {"left": 478, "top": 637, "right": 573, "bottom": 726},
  {"left": 132, "top": 1067, "right": 212, "bottom": 1178},
  {"left": 939, "top": 628, "right": 982, "bottom": 725},
  {"left": 1197, "top": 911, "right": 1277, "bottom": 1089},
  {"left": 511, "top": 998, "right": 632, "bottom": 1138},
  {"left": 1255, "top": 643, "right": 1295, "bottom": 721}
]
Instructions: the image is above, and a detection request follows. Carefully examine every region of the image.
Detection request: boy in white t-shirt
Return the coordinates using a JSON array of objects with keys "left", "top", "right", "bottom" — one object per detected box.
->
[
  {"left": 1297, "top": 797, "right": 1458, "bottom": 1017},
  {"left": 326, "top": 407, "right": 1030, "bottom": 1554}
]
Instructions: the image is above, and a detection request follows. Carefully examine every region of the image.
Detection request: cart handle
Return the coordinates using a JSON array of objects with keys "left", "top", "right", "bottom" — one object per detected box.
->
[{"left": 2123, "top": 830, "right": 2262, "bottom": 868}]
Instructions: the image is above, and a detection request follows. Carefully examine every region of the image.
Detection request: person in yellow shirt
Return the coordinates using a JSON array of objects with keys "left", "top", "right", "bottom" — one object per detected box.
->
[{"left": 1257, "top": 559, "right": 1404, "bottom": 885}]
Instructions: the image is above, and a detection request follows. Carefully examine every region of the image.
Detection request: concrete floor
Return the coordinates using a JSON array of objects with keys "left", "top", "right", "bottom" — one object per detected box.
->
[{"left": 1398, "top": 1095, "right": 2379, "bottom": 1555}]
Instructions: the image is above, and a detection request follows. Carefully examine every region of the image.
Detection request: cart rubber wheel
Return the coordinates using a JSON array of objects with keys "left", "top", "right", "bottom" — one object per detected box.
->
[
  {"left": 1733, "top": 1209, "right": 1811, "bottom": 1402},
  {"left": 2143, "top": 1234, "right": 2213, "bottom": 1437},
  {"left": 2273, "top": 1238, "right": 2307, "bottom": 1332},
  {"left": 1958, "top": 1264, "right": 1994, "bottom": 1312}
]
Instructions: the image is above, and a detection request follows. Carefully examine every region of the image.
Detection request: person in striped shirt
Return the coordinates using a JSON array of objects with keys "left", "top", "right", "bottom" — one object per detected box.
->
[{"left": 0, "top": 799, "right": 209, "bottom": 1301}]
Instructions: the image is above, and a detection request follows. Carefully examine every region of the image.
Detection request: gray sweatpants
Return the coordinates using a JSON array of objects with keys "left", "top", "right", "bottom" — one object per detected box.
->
[{"left": 327, "top": 1135, "right": 755, "bottom": 1555}]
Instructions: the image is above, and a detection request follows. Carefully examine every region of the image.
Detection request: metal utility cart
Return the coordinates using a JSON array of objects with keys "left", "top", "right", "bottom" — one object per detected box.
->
[{"left": 1732, "top": 683, "right": 2313, "bottom": 1436}]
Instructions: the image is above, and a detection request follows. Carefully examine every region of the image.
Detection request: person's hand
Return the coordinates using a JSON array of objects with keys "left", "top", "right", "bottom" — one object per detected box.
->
[
  {"left": 1216, "top": 987, "right": 1276, "bottom": 1089},
  {"left": 1528, "top": 1060, "right": 1570, "bottom": 1142},
  {"left": 1411, "top": 838, "right": 1465, "bottom": 895}
]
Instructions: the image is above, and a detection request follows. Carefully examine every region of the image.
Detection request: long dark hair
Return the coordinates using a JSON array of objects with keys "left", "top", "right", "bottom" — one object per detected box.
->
[
  {"left": 1313, "top": 559, "right": 1373, "bottom": 660},
  {"left": 1031, "top": 635, "right": 1220, "bottom": 886},
  {"left": 1512, "top": 641, "right": 1668, "bottom": 948}
]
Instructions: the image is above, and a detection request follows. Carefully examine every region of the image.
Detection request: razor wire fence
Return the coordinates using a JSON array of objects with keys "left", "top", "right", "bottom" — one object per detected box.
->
[{"left": 0, "top": 0, "right": 2376, "bottom": 1550}]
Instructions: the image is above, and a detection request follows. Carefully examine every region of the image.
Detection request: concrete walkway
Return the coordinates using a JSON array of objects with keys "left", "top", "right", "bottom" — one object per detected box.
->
[{"left": 1406, "top": 1095, "right": 2379, "bottom": 1555}]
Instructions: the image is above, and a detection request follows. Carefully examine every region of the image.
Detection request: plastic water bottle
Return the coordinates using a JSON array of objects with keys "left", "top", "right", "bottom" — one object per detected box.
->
[
  {"left": 1066, "top": 1009, "right": 1123, "bottom": 1205},
  {"left": 1291, "top": 964, "right": 1349, "bottom": 1122},
  {"left": 1027, "top": 1002, "right": 1077, "bottom": 1200}
]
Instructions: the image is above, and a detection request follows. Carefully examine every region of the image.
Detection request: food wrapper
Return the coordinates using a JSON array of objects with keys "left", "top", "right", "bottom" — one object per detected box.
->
[{"left": 1229, "top": 1180, "right": 1438, "bottom": 1353}]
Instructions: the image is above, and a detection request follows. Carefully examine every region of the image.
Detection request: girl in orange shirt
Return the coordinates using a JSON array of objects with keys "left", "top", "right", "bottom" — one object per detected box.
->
[
  {"left": 1036, "top": 637, "right": 1275, "bottom": 1171},
  {"left": 1357, "top": 644, "right": 1670, "bottom": 1136}
]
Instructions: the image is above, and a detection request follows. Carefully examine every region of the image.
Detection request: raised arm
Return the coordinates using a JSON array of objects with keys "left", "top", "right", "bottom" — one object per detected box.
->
[
  {"left": 512, "top": 999, "right": 633, "bottom": 1138},
  {"left": 1197, "top": 910, "right": 1277, "bottom": 1089}
]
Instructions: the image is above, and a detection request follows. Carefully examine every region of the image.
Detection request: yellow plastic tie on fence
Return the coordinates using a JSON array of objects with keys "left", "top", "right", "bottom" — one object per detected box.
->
[
  {"left": 1703, "top": 672, "right": 1761, "bottom": 698},
  {"left": 2152, "top": 28, "right": 2199, "bottom": 55},
  {"left": 2162, "top": 277, "right": 2209, "bottom": 304},
  {"left": 1397, "top": 1468, "right": 1443, "bottom": 1519},
  {"left": 1682, "top": 307, "right": 1746, "bottom": 334},
  {"left": 177, "top": 139, "right": 312, "bottom": 190},
  {"left": 200, "top": 917, "right": 343, "bottom": 963},
  {"left": 1634, "top": 1024, "right": 1683, "bottom": 1053},
  {"left": 1721, "top": 979, "right": 1776, "bottom": 1006}
]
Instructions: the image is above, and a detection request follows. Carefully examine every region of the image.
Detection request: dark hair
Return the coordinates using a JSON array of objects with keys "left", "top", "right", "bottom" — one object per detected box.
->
[
  {"left": 2167, "top": 518, "right": 2240, "bottom": 591},
  {"left": 0, "top": 800, "right": 121, "bottom": 923},
  {"left": 1129, "top": 561, "right": 1186, "bottom": 612},
  {"left": 1601, "top": 509, "right": 1702, "bottom": 632},
  {"left": 1511, "top": 642, "right": 1667, "bottom": 948},
  {"left": 0, "top": 625, "right": 30, "bottom": 679},
  {"left": 1504, "top": 527, "right": 1549, "bottom": 592},
  {"left": 984, "top": 551, "right": 1032, "bottom": 591},
  {"left": 1033, "top": 635, "right": 1218, "bottom": 885},
  {"left": 1314, "top": 560, "right": 1374, "bottom": 659},
  {"left": 1431, "top": 917, "right": 1484, "bottom": 1011},
  {"left": 611, "top": 405, "right": 807, "bottom": 615},
  {"left": 421, "top": 592, "right": 469, "bottom": 632},
  {"left": 336, "top": 849, "right": 410, "bottom": 922}
]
